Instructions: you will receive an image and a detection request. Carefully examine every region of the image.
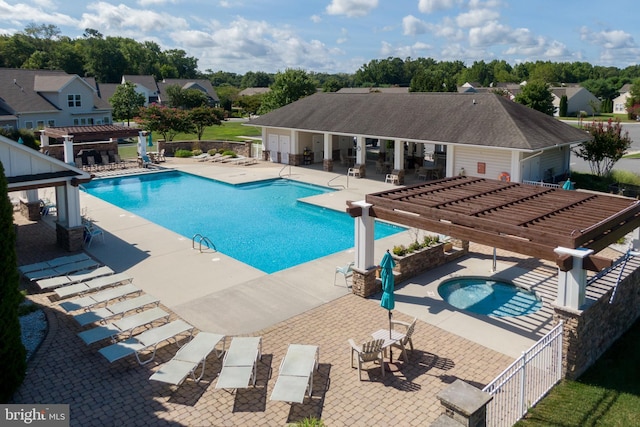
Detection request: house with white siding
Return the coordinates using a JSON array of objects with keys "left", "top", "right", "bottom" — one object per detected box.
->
[{"left": 247, "top": 92, "right": 591, "bottom": 184}]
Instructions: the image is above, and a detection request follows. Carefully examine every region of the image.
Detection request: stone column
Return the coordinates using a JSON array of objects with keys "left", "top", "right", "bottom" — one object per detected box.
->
[
  {"left": 323, "top": 132, "right": 333, "bottom": 172},
  {"left": 433, "top": 380, "right": 493, "bottom": 427}
]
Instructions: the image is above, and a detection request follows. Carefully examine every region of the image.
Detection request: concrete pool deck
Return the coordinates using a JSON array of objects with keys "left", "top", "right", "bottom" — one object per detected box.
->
[{"left": 12, "top": 157, "right": 624, "bottom": 425}]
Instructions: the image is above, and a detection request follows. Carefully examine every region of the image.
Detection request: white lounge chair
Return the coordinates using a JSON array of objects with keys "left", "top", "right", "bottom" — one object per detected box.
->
[
  {"left": 58, "top": 279, "right": 138, "bottom": 309},
  {"left": 19, "top": 253, "right": 91, "bottom": 275},
  {"left": 36, "top": 265, "right": 114, "bottom": 290},
  {"left": 215, "top": 336, "right": 262, "bottom": 390},
  {"left": 25, "top": 258, "right": 99, "bottom": 281},
  {"left": 270, "top": 344, "right": 319, "bottom": 403},
  {"left": 98, "top": 319, "right": 194, "bottom": 365},
  {"left": 150, "top": 332, "right": 226, "bottom": 386},
  {"left": 334, "top": 261, "right": 354, "bottom": 287},
  {"left": 211, "top": 154, "right": 232, "bottom": 163},
  {"left": 73, "top": 293, "right": 160, "bottom": 327},
  {"left": 77, "top": 307, "right": 170, "bottom": 345}
]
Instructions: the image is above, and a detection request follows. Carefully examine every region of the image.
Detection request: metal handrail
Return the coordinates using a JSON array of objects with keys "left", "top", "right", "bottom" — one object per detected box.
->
[
  {"left": 328, "top": 174, "right": 346, "bottom": 189},
  {"left": 192, "top": 234, "right": 217, "bottom": 253},
  {"left": 279, "top": 164, "right": 291, "bottom": 178}
]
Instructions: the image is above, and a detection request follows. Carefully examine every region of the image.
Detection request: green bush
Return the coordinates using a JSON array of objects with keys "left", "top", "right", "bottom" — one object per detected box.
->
[
  {"left": 192, "top": 149, "right": 203, "bottom": 156},
  {"left": 221, "top": 150, "right": 237, "bottom": 158},
  {"left": 392, "top": 245, "right": 407, "bottom": 256},
  {"left": 207, "top": 148, "right": 218, "bottom": 156},
  {"left": 291, "top": 417, "right": 325, "bottom": 427},
  {"left": 175, "top": 149, "right": 193, "bottom": 158},
  {"left": 408, "top": 241, "right": 422, "bottom": 252}
]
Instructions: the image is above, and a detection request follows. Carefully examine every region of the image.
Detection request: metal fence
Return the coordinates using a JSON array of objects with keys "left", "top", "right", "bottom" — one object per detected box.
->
[{"left": 483, "top": 322, "right": 563, "bottom": 427}]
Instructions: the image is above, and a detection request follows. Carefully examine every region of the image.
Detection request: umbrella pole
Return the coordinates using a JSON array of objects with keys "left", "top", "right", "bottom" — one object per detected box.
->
[{"left": 388, "top": 310, "right": 393, "bottom": 363}]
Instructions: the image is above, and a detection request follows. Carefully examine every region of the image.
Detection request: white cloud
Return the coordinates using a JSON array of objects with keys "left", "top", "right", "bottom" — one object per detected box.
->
[
  {"left": 456, "top": 8, "right": 499, "bottom": 28},
  {"left": 380, "top": 40, "right": 431, "bottom": 58},
  {"left": 80, "top": 2, "right": 188, "bottom": 34},
  {"left": 581, "top": 27, "right": 635, "bottom": 49},
  {"left": 310, "top": 14, "right": 322, "bottom": 23},
  {"left": 326, "top": 0, "right": 378, "bottom": 17},
  {"left": 0, "top": 0, "right": 77, "bottom": 27},
  {"left": 418, "top": 0, "right": 458, "bottom": 14},
  {"left": 402, "top": 15, "right": 428, "bottom": 36}
]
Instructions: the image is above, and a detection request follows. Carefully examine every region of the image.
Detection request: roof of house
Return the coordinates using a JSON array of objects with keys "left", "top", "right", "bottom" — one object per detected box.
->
[
  {"left": 239, "top": 87, "right": 271, "bottom": 96},
  {"left": 0, "top": 68, "right": 112, "bottom": 114},
  {"left": 336, "top": 87, "right": 410, "bottom": 94},
  {"left": 619, "top": 83, "right": 633, "bottom": 94},
  {"left": 158, "top": 78, "right": 219, "bottom": 102},
  {"left": 248, "top": 92, "right": 590, "bottom": 151},
  {"left": 123, "top": 75, "right": 159, "bottom": 92},
  {"left": 95, "top": 83, "right": 119, "bottom": 103}
]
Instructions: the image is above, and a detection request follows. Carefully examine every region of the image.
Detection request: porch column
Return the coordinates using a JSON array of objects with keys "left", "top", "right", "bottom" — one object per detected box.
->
[
  {"left": 63, "top": 134, "right": 74, "bottom": 164},
  {"left": 355, "top": 136, "right": 366, "bottom": 177},
  {"left": 138, "top": 131, "right": 148, "bottom": 157},
  {"left": 55, "top": 181, "right": 84, "bottom": 251},
  {"left": 393, "top": 140, "right": 405, "bottom": 184},
  {"left": 40, "top": 131, "right": 50, "bottom": 149},
  {"left": 323, "top": 132, "right": 333, "bottom": 172},
  {"left": 631, "top": 227, "right": 640, "bottom": 249},
  {"left": 554, "top": 247, "right": 593, "bottom": 309},
  {"left": 353, "top": 200, "right": 375, "bottom": 271}
]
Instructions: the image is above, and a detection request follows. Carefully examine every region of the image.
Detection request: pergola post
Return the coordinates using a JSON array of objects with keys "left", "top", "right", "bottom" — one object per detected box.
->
[
  {"left": 350, "top": 200, "right": 378, "bottom": 297},
  {"left": 62, "top": 134, "right": 74, "bottom": 164},
  {"left": 323, "top": 132, "right": 333, "bottom": 172},
  {"left": 554, "top": 246, "right": 593, "bottom": 309}
]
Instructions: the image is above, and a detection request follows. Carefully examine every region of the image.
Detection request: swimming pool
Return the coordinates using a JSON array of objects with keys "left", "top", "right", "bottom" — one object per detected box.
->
[
  {"left": 81, "top": 171, "right": 403, "bottom": 273},
  {"left": 438, "top": 277, "right": 542, "bottom": 317}
]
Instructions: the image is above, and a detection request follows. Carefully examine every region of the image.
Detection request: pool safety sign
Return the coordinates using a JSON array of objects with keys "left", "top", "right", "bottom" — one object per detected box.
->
[{"left": 2, "top": 405, "right": 69, "bottom": 426}]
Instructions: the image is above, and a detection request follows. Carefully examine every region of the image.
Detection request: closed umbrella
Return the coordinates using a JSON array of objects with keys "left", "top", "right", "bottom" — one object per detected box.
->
[
  {"left": 379, "top": 250, "right": 396, "bottom": 359},
  {"left": 147, "top": 132, "right": 153, "bottom": 147}
]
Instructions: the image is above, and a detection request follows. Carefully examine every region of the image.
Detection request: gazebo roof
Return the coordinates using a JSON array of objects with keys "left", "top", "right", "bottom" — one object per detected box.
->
[
  {"left": 358, "top": 176, "right": 640, "bottom": 269},
  {"left": 41, "top": 125, "right": 141, "bottom": 142}
]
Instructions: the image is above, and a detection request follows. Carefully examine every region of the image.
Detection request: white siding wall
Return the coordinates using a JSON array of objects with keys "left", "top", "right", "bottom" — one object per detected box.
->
[{"left": 454, "top": 146, "right": 512, "bottom": 181}]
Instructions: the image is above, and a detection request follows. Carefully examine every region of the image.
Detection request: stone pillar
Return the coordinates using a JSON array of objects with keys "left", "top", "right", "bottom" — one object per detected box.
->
[
  {"left": 323, "top": 158, "right": 333, "bottom": 172},
  {"left": 433, "top": 380, "right": 493, "bottom": 427},
  {"left": 351, "top": 267, "right": 379, "bottom": 297},
  {"left": 56, "top": 223, "right": 85, "bottom": 252},
  {"left": 554, "top": 247, "right": 592, "bottom": 309}
]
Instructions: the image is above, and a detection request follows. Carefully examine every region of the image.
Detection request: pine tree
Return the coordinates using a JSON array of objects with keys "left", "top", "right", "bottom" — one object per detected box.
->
[{"left": 0, "top": 161, "right": 27, "bottom": 402}]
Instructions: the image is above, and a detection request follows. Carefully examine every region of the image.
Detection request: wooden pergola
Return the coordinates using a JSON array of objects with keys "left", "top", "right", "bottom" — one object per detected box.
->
[
  {"left": 40, "top": 125, "right": 141, "bottom": 142},
  {"left": 351, "top": 176, "right": 640, "bottom": 271}
]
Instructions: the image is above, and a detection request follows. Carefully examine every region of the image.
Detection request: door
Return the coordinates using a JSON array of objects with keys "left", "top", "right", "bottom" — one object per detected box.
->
[{"left": 280, "top": 135, "right": 290, "bottom": 164}]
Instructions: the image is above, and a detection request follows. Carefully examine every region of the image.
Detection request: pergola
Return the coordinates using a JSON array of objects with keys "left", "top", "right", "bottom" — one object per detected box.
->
[
  {"left": 40, "top": 125, "right": 141, "bottom": 142},
  {"left": 350, "top": 176, "right": 640, "bottom": 271}
]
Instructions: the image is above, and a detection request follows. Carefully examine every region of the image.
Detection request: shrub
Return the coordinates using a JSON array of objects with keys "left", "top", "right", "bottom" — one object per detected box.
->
[
  {"left": 422, "top": 235, "right": 433, "bottom": 247},
  {"left": 392, "top": 245, "right": 407, "bottom": 256},
  {"left": 408, "top": 241, "right": 422, "bottom": 252},
  {"left": 175, "top": 149, "right": 193, "bottom": 158},
  {"left": 192, "top": 149, "right": 203, "bottom": 156},
  {"left": 221, "top": 150, "right": 237, "bottom": 158},
  {"left": 207, "top": 148, "right": 218, "bottom": 156},
  {"left": 292, "top": 417, "right": 325, "bottom": 427}
]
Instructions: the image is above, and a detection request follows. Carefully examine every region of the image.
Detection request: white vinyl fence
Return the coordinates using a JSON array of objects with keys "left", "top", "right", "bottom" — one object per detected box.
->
[{"left": 483, "top": 322, "right": 563, "bottom": 427}]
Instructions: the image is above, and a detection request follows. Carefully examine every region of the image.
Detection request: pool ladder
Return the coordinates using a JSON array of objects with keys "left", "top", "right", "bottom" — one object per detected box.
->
[{"left": 192, "top": 234, "right": 217, "bottom": 253}]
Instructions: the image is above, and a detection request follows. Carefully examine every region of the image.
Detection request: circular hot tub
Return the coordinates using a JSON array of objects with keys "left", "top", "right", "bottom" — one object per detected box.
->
[{"left": 438, "top": 277, "right": 542, "bottom": 317}]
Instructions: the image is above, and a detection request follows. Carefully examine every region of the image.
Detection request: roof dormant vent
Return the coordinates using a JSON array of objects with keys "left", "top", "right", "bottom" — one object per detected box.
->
[{"left": 472, "top": 99, "right": 477, "bottom": 105}]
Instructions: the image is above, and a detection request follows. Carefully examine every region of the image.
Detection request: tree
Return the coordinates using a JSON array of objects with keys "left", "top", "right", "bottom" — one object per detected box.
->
[
  {"left": 515, "top": 81, "right": 556, "bottom": 116},
  {"left": 109, "top": 82, "right": 145, "bottom": 126},
  {"left": 237, "top": 94, "right": 264, "bottom": 115},
  {"left": 136, "top": 104, "right": 192, "bottom": 141},
  {"left": 0, "top": 161, "right": 27, "bottom": 401},
  {"left": 559, "top": 95, "right": 568, "bottom": 117},
  {"left": 258, "top": 69, "right": 317, "bottom": 114},
  {"left": 241, "top": 71, "right": 272, "bottom": 88},
  {"left": 188, "top": 106, "right": 223, "bottom": 140},
  {"left": 573, "top": 119, "right": 632, "bottom": 176},
  {"left": 624, "top": 78, "right": 640, "bottom": 120}
]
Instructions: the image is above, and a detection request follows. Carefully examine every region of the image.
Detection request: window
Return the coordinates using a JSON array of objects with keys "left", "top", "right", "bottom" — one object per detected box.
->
[
  {"left": 67, "top": 94, "right": 81, "bottom": 107},
  {"left": 25, "top": 121, "right": 33, "bottom": 129},
  {"left": 47, "top": 120, "right": 55, "bottom": 127},
  {"left": 73, "top": 118, "right": 79, "bottom": 125},
  {"left": 36, "top": 120, "right": 45, "bottom": 129},
  {"left": 103, "top": 116, "right": 111, "bottom": 124}
]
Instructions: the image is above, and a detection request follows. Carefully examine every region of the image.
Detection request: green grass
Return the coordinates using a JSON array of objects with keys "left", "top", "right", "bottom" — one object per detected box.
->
[
  {"left": 515, "top": 318, "right": 640, "bottom": 426},
  {"left": 118, "top": 121, "right": 260, "bottom": 159}
]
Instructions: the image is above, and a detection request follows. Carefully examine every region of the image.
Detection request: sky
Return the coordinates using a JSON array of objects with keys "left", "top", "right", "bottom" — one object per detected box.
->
[{"left": 0, "top": 0, "right": 638, "bottom": 75}]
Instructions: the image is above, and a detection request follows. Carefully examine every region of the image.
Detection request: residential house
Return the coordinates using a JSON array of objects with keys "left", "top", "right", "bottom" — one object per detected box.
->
[
  {"left": 0, "top": 68, "right": 112, "bottom": 130},
  {"left": 122, "top": 75, "right": 160, "bottom": 106},
  {"left": 613, "top": 83, "right": 633, "bottom": 115},
  {"left": 157, "top": 78, "right": 220, "bottom": 107},
  {"left": 247, "top": 92, "right": 590, "bottom": 184},
  {"left": 551, "top": 85, "right": 600, "bottom": 117},
  {"left": 239, "top": 87, "right": 271, "bottom": 97}
]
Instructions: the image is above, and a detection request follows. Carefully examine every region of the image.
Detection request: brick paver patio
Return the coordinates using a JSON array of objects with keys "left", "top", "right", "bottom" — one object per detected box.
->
[{"left": 12, "top": 214, "right": 514, "bottom": 426}]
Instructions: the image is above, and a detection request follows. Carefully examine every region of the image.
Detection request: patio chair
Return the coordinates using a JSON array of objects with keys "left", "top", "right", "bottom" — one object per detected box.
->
[
  {"left": 211, "top": 154, "right": 232, "bottom": 163},
  {"left": 385, "top": 174, "right": 399, "bottom": 185},
  {"left": 347, "top": 167, "right": 360, "bottom": 178},
  {"left": 150, "top": 332, "right": 226, "bottom": 386},
  {"left": 389, "top": 317, "right": 417, "bottom": 362},
  {"left": 77, "top": 307, "right": 171, "bottom": 345},
  {"left": 215, "top": 336, "right": 262, "bottom": 390},
  {"left": 334, "top": 261, "right": 354, "bottom": 287},
  {"left": 157, "top": 149, "right": 166, "bottom": 162},
  {"left": 19, "top": 253, "right": 91, "bottom": 276},
  {"left": 84, "top": 221, "right": 105, "bottom": 248},
  {"left": 270, "top": 344, "right": 319, "bottom": 404},
  {"left": 348, "top": 338, "right": 385, "bottom": 380},
  {"left": 73, "top": 293, "right": 160, "bottom": 326},
  {"left": 113, "top": 154, "right": 126, "bottom": 169}
]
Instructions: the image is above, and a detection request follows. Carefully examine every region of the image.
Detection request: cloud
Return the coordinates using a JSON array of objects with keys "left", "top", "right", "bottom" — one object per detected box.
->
[
  {"left": 418, "top": 0, "right": 459, "bottom": 14},
  {"left": 0, "top": 0, "right": 77, "bottom": 27},
  {"left": 174, "top": 17, "right": 346, "bottom": 73},
  {"left": 580, "top": 27, "right": 635, "bottom": 49},
  {"left": 310, "top": 14, "right": 322, "bottom": 23},
  {"left": 402, "top": 15, "right": 428, "bottom": 36},
  {"left": 326, "top": 0, "right": 378, "bottom": 17},
  {"left": 380, "top": 40, "right": 432, "bottom": 58},
  {"left": 456, "top": 8, "right": 499, "bottom": 28},
  {"left": 80, "top": 2, "right": 189, "bottom": 34}
]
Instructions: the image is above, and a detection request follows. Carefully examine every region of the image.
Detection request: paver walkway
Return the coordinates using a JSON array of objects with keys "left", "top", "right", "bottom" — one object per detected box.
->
[{"left": 12, "top": 215, "right": 514, "bottom": 426}]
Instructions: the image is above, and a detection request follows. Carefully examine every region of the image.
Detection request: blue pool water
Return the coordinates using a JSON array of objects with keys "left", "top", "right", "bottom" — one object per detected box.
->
[
  {"left": 438, "top": 277, "right": 542, "bottom": 317},
  {"left": 81, "top": 171, "right": 403, "bottom": 273}
]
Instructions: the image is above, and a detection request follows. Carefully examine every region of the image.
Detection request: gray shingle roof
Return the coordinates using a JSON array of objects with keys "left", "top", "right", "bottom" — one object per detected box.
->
[
  {"left": 158, "top": 78, "right": 219, "bottom": 102},
  {"left": 248, "top": 92, "right": 590, "bottom": 151}
]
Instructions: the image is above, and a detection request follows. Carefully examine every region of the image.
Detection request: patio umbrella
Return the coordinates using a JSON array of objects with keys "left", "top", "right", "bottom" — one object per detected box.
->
[
  {"left": 147, "top": 132, "right": 153, "bottom": 147},
  {"left": 379, "top": 250, "right": 396, "bottom": 349}
]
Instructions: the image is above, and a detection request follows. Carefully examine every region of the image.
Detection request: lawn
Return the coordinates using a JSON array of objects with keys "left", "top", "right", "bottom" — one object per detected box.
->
[
  {"left": 118, "top": 121, "right": 260, "bottom": 159},
  {"left": 515, "top": 317, "right": 640, "bottom": 426}
]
